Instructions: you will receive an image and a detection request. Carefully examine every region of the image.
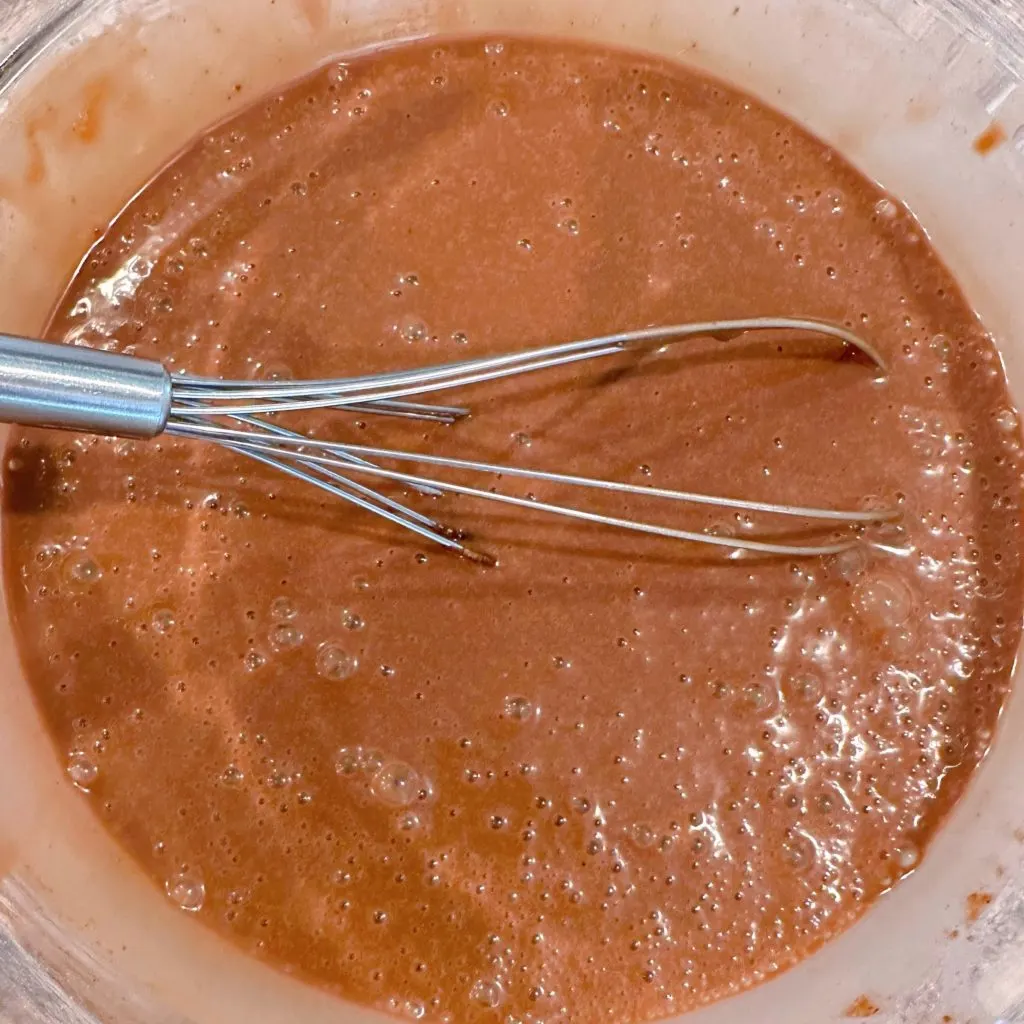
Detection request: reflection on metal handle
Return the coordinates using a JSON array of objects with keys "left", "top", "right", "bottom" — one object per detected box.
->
[{"left": 0, "top": 335, "right": 171, "bottom": 439}]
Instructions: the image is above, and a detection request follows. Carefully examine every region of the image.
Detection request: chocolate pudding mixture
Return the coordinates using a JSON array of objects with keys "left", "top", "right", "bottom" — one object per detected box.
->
[{"left": 4, "top": 36, "right": 1023, "bottom": 1023}]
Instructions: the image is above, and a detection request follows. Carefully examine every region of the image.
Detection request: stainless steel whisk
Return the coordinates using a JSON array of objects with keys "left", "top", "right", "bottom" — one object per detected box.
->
[{"left": 0, "top": 318, "right": 894, "bottom": 561}]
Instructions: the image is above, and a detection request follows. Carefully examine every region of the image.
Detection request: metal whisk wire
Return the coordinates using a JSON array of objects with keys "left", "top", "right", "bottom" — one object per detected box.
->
[
  {"left": 0, "top": 317, "right": 894, "bottom": 561},
  {"left": 158, "top": 317, "right": 894, "bottom": 561},
  {"left": 168, "top": 317, "right": 884, "bottom": 414}
]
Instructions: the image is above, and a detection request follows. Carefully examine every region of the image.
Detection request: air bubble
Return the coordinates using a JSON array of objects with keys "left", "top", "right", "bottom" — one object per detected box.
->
[
  {"left": 221, "top": 764, "right": 245, "bottom": 786},
  {"left": 875, "top": 198, "right": 899, "bottom": 219},
  {"left": 336, "top": 746, "right": 384, "bottom": 776},
  {"left": 559, "top": 217, "right": 581, "bottom": 236},
  {"left": 397, "top": 810, "right": 421, "bottom": 831},
  {"left": 165, "top": 867, "right": 206, "bottom": 912},
  {"left": 832, "top": 545, "right": 869, "bottom": 581},
  {"left": 854, "top": 574, "right": 914, "bottom": 627},
  {"left": 266, "top": 768, "right": 293, "bottom": 788},
  {"left": 895, "top": 841, "right": 920, "bottom": 871},
  {"left": 783, "top": 833, "right": 817, "bottom": 872},
  {"left": 269, "top": 623, "right": 304, "bottom": 651},
  {"left": 316, "top": 642, "right": 359, "bottom": 681},
  {"left": 503, "top": 695, "right": 537, "bottom": 721},
  {"left": 255, "top": 363, "right": 293, "bottom": 382},
  {"left": 341, "top": 610, "right": 364, "bottom": 631},
  {"left": 996, "top": 409, "right": 1018, "bottom": 433},
  {"left": 630, "top": 822, "right": 657, "bottom": 848},
  {"left": 491, "top": 100, "right": 510, "bottom": 118},
  {"left": 826, "top": 190, "right": 845, "bottom": 215},
  {"left": 398, "top": 317, "right": 429, "bottom": 342},
  {"left": 371, "top": 761, "right": 423, "bottom": 807},
  {"left": 742, "top": 682, "right": 779, "bottom": 715},
  {"left": 34, "top": 543, "right": 63, "bottom": 569},
  {"left": 67, "top": 751, "right": 98, "bottom": 790},
  {"left": 62, "top": 556, "right": 102, "bottom": 586},
  {"left": 941, "top": 735, "right": 966, "bottom": 765},
  {"left": 244, "top": 651, "right": 266, "bottom": 672},
  {"left": 469, "top": 978, "right": 505, "bottom": 1008},
  {"left": 270, "top": 596, "right": 297, "bottom": 621},
  {"left": 151, "top": 608, "right": 176, "bottom": 634}
]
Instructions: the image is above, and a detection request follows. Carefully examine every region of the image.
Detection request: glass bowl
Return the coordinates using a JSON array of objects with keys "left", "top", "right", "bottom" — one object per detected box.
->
[{"left": 1, "top": 1, "right": 1023, "bottom": 1021}]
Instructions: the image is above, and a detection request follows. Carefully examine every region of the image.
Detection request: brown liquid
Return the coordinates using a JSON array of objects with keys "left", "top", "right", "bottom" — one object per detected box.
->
[{"left": 4, "top": 36, "right": 1022, "bottom": 1024}]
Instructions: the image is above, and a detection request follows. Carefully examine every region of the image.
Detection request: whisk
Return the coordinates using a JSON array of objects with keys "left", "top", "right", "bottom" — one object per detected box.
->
[{"left": 0, "top": 317, "right": 894, "bottom": 561}]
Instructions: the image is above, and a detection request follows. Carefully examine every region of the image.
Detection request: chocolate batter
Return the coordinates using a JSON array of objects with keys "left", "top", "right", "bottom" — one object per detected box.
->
[{"left": 3, "top": 36, "right": 1022, "bottom": 1024}]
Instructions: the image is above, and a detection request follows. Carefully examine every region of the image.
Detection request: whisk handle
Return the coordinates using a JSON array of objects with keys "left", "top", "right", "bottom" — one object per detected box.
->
[{"left": 0, "top": 334, "right": 170, "bottom": 439}]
